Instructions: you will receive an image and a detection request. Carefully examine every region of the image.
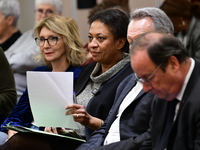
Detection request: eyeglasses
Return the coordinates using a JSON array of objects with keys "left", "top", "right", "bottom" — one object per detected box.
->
[
  {"left": 35, "top": 9, "right": 55, "bottom": 16},
  {"left": 135, "top": 64, "right": 162, "bottom": 85},
  {"left": 35, "top": 36, "right": 62, "bottom": 47}
]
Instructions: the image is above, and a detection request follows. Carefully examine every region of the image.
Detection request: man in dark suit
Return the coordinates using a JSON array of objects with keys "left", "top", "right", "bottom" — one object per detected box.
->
[
  {"left": 76, "top": 7, "right": 174, "bottom": 150},
  {"left": 76, "top": 74, "right": 154, "bottom": 150},
  {"left": 130, "top": 31, "right": 200, "bottom": 150}
]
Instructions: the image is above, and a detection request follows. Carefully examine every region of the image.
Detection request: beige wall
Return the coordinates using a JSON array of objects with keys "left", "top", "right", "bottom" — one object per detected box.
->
[{"left": 17, "top": 0, "right": 157, "bottom": 42}]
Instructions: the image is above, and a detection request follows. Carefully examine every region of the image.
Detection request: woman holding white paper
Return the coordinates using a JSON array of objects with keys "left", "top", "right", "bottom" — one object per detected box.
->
[
  {"left": 0, "top": 15, "right": 86, "bottom": 145},
  {"left": 65, "top": 8, "right": 133, "bottom": 139}
]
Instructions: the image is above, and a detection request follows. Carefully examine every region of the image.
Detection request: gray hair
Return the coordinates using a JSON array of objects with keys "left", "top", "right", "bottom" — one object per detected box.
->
[
  {"left": 35, "top": 0, "right": 62, "bottom": 14},
  {"left": 130, "top": 7, "right": 174, "bottom": 34},
  {"left": 0, "top": 0, "right": 20, "bottom": 26}
]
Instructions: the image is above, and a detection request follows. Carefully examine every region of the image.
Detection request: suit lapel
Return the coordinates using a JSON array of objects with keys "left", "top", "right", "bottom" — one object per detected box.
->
[
  {"left": 110, "top": 80, "right": 137, "bottom": 118},
  {"left": 105, "top": 75, "right": 141, "bottom": 130},
  {"left": 167, "top": 61, "right": 200, "bottom": 148}
]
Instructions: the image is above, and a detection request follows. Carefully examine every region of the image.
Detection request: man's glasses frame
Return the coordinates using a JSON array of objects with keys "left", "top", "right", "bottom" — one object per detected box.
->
[
  {"left": 135, "top": 63, "right": 162, "bottom": 85},
  {"left": 35, "top": 9, "right": 55, "bottom": 16}
]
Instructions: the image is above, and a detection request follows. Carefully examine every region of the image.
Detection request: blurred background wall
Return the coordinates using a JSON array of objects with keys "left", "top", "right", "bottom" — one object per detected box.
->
[{"left": 17, "top": 0, "right": 163, "bottom": 42}]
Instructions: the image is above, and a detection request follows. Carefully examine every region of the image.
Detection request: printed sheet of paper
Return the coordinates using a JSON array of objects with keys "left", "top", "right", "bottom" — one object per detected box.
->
[{"left": 27, "top": 71, "right": 78, "bottom": 129}]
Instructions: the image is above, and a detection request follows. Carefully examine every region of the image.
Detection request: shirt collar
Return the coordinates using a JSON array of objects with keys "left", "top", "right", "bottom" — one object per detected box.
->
[{"left": 176, "top": 58, "right": 194, "bottom": 101}]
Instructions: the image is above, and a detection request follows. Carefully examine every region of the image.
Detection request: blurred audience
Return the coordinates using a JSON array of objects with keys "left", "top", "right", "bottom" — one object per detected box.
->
[
  {"left": 5, "top": 0, "right": 62, "bottom": 101},
  {"left": 191, "top": 0, "right": 200, "bottom": 20},
  {"left": 160, "top": 0, "right": 200, "bottom": 61},
  {"left": 0, "top": 0, "right": 21, "bottom": 51}
]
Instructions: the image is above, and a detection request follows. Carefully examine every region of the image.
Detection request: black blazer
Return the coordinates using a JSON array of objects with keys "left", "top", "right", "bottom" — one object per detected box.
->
[
  {"left": 74, "top": 62, "right": 133, "bottom": 138},
  {"left": 141, "top": 60, "right": 200, "bottom": 150},
  {"left": 76, "top": 74, "right": 155, "bottom": 150}
]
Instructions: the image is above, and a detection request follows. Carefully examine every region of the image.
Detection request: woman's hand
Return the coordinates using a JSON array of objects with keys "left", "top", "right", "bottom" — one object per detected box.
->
[
  {"left": 65, "top": 104, "right": 90, "bottom": 126},
  {"left": 65, "top": 104, "right": 104, "bottom": 130},
  {"left": 7, "top": 130, "right": 17, "bottom": 140},
  {"left": 44, "top": 127, "right": 66, "bottom": 134}
]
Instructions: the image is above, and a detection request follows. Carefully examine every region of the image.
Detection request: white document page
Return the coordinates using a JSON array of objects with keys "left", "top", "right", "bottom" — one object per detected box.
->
[{"left": 27, "top": 71, "right": 78, "bottom": 129}]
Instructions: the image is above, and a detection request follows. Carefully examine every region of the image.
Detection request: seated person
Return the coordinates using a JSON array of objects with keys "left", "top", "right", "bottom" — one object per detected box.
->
[
  {"left": 44, "top": 8, "right": 133, "bottom": 141},
  {"left": 0, "top": 47, "right": 17, "bottom": 145},
  {"left": 0, "top": 0, "right": 21, "bottom": 51},
  {"left": 0, "top": 15, "right": 86, "bottom": 146},
  {"left": 131, "top": 31, "right": 200, "bottom": 150},
  {"left": 0, "top": 46, "right": 17, "bottom": 121},
  {"left": 5, "top": 0, "right": 62, "bottom": 101}
]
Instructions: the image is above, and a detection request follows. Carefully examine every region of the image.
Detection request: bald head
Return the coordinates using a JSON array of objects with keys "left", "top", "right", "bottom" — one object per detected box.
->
[{"left": 130, "top": 32, "right": 189, "bottom": 70}]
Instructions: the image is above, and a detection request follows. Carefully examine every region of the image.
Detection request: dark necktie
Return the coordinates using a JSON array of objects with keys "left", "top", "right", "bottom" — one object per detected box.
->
[{"left": 157, "top": 99, "right": 179, "bottom": 150}]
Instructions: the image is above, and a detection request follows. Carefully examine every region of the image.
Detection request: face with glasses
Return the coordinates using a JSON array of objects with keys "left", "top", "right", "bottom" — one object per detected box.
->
[
  {"left": 135, "top": 63, "right": 162, "bottom": 86},
  {"left": 131, "top": 49, "right": 179, "bottom": 101},
  {"left": 36, "top": 26, "right": 66, "bottom": 64},
  {"left": 35, "top": 4, "right": 58, "bottom": 21}
]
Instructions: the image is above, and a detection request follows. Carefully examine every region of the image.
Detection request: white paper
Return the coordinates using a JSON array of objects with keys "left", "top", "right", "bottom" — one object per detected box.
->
[{"left": 27, "top": 71, "right": 78, "bottom": 129}]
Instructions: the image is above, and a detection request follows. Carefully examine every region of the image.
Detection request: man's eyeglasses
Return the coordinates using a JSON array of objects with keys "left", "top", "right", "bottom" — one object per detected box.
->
[
  {"left": 35, "top": 36, "right": 62, "bottom": 47},
  {"left": 35, "top": 9, "right": 55, "bottom": 16},
  {"left": 135, "top": 64, "right": 162, "bottom": 85}
]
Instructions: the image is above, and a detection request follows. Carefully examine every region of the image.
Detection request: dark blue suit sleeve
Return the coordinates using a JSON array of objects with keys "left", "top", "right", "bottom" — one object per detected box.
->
[{"left": 76, "top": 123, "right": 106, "bottom": 149}]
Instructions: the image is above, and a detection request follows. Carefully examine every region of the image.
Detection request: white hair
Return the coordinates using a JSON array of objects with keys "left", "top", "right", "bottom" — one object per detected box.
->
[
  {"left": 0, "top": 0, "right": 20, "bottom": 26},
  {"left": 35, "top": 0, "right": 62, "bottom": 14}
]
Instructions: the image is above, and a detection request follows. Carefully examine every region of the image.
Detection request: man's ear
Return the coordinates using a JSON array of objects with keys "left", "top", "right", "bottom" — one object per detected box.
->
[
  {"left": 6, "top": 15, "right": 14, "bottom": 26},
  {"left": 168, "top": 55, "right": 180, "bottom": 72}
]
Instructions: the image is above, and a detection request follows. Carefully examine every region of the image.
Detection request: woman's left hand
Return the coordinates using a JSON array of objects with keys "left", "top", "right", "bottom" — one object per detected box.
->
[
  {"left": 65, "top": 104, "right": 104, "bottom": 130},
  {"left": 65, "top": 104, "right": 91, "bottom": 126}
]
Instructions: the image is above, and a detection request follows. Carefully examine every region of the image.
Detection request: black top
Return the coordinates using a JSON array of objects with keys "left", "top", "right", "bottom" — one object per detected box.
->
[
  {"left": 0, "top": 30, "right": 22, "bottom": 51},
  {"left": 74, "top": 62, "right": 133, "bottom": 139}
]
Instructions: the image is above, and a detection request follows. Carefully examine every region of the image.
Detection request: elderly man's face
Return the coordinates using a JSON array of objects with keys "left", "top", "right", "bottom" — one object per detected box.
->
[
  {"left": 131, "top": 50, "right": 178, "bottom": 101},
  {"left": 35, "top": 4, "right": 58, "bottom": 21},
  {"left": 127, "top": 17, "right": 154, "bottom": 46},
  {"left": 130, "top": 33, "right": 182, "bottom": 101}
]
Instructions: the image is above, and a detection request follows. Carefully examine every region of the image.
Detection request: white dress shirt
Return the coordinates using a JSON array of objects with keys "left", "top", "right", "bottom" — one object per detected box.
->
[{"left": 104, "top": 82, "right": 142, "bottom": 145}]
